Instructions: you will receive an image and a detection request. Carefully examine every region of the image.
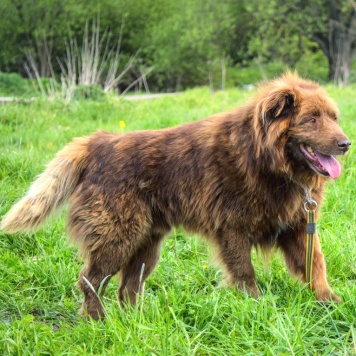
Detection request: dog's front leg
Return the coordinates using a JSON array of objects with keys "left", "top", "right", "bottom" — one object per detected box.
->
[
  {"left": 277, "top": 223, "right": 341, "bottom": 302},
  {"left": 215, "top": 228, "right": 259, "bottom": 298}
]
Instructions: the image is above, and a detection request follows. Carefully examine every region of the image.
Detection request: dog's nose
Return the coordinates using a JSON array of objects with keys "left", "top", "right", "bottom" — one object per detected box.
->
[{"left": 337, "top": 138, "right": 351, "bottom": 152}]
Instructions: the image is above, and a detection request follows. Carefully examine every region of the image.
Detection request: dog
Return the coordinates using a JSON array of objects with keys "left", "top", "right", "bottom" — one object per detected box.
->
[{"left": 1, "top": 73, "right": 351, "bottom": 320}]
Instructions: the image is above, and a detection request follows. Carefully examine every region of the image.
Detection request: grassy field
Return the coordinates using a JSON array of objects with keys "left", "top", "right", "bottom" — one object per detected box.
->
[{"left": 0, "top": 86, "right": 355, "bottom": 355}]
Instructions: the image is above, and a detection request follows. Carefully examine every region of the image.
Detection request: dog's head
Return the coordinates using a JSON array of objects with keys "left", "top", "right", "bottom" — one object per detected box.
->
[{"left": 254, "top": 73, "right": 351, "bottom": 179}]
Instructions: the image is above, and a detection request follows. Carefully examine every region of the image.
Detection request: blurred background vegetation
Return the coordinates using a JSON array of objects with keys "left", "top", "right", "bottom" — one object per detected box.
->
[{"left": 0, "top": 0, "right": 356, "bottom": 96}]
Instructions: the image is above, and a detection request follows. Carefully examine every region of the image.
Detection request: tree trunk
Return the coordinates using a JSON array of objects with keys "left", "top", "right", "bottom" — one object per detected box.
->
[
  {"left": 326, "top": 0, "right": 356, "bottom": 85},
  {"left": 311, "top": 0, "right": 356, "bottom": 85},
  {"left": 329, "top": 39, "right": 352, "bottom": 86},
  {"left": 314, "top": 21, "right": 355, "bottom": 85},
  {"left": 35, "top": 35, "right": 54, "bottom": 78}
]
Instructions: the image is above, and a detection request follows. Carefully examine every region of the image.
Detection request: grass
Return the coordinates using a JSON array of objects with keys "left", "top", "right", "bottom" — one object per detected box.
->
[{"left": 0, "top": 86, "right": 355, "bottom": 355}]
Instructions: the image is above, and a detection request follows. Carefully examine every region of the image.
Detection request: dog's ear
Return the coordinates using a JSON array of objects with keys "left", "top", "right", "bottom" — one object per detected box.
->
[{"left": 259, "top": 89, "right": 296, "bottom": 126}]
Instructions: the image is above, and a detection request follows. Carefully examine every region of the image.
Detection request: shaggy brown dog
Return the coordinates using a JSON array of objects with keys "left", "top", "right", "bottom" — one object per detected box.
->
[{"left": 1, "top": 73, "right": 351, "bottom": 320}]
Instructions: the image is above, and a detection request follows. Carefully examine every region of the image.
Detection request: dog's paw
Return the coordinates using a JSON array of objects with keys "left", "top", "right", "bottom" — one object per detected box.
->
[
  {"left": 78, "top": 303, "right": 105, "bottom": 321},
  {"left": 218, "top": 279, "right": 259, "bottom": 299},
  {"left": 315, "top": 289, "right": 342, "bottom": 303},
  {"left": 237, "top": 280, "right": 259, "bottom": 299},
  {"left": 78, "top": 305, "right": 89, "bottom": 320}
]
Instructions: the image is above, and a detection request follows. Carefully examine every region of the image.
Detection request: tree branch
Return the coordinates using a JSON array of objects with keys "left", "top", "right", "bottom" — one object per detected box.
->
[{"left": 311, "top": 33, "right": 330, "bottom": 58}]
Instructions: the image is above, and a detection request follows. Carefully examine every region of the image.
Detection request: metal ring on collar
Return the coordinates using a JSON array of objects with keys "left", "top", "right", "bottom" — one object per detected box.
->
[{"left": 304, "top": 199, "right": 318, "bottom": 211}]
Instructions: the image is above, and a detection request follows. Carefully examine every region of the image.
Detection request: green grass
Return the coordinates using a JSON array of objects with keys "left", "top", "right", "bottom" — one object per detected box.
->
[{"left": 0, "top": 87, "right": 355, "bottom": 355}]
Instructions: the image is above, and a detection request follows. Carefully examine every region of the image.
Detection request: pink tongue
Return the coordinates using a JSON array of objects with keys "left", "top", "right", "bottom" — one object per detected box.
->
[{"left": 314, "top": 151, "right": 341, "bottom": 178}]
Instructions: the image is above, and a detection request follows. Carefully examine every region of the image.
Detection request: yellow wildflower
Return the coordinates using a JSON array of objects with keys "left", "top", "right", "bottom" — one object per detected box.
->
[
  {"left": 203, "top": 264, "right": 209, "bottom": 269},
  {"left": 119, "top": 120, "right": 126, "bottom": 129}
]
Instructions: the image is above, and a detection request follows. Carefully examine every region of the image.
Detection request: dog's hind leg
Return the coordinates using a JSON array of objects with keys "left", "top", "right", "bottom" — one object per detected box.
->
[
  {"left": 215, "top": 228, "right": 259, "bottom": 298},
  {"left": 78, "top": 245, "right": 123, "bottom": 320},
  {"left": 76, "top": 223, "right": 152, "bottom": 320},
  {"left": 119, "top": 233, "right": 164, "bottom": 306},
  {"left": 69, "top": 191, "right": 154, "bottom": 319}
]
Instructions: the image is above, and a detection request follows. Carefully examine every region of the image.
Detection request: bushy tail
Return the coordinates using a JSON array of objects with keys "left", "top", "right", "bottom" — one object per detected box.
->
[{"left": 1, "top": 136, "right": 90, "bottom": 233}]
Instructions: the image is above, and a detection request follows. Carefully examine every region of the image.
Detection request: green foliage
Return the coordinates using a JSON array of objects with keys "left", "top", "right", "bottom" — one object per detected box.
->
[
  {"left": 118, "top": 0, "right": 240, "bottom": 90},
  {"left": 245, "top": 0, "right": 356, "bottom": 84},
  {"left": 72, "top": 84, "right": 107, "bottom": 101},
  {"left": 0, "top": 0, "right": 102, "bottom": 74},
  {"left": 295, "top": 45, "right": 329, "bottom": 82},
  {"left": 1, "top": 0, "right": 355, "bottom": 89},
  {"left": 231, "top": 61, "right": 286, "bottom": 86},
  {"left": 0, "top": 87, "right": 355, "bottom": 354},
  {"left": 228, "top": 49, "right": 329, "bottom": 86},
  {"left": 0, "top": 72, "right": 31, "bottom": 97},
  {"left": 0, "top": 0, "right": 253, "bottom": 91}
]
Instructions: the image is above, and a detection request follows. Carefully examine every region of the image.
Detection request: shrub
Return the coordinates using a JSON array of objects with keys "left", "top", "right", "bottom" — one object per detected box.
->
[
  {"left": 72, "top": 84, "right": 107, "bottom": 101},
  {"left": 0, "top": 72, "right": 31, "bottom": 96}
]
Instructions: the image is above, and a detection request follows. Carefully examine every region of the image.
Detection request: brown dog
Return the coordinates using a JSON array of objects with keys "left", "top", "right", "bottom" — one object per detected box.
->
[{"left": 1, "top": 73, "right": 351, "bottom": 320}]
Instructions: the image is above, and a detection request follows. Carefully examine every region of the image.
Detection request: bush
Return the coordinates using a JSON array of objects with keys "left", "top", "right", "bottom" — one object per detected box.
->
[
  {"left": 0, "top": 72, "right": 31, "bottom": 96},
  {"left": 72, "top": 84, "right": 107, "bottom": 101},
  {"left": 294, "top": 46, "right": 328, "bottom": 83},
  {"left": 228, "top": 61, "right": 286, "bottom": 87},
  {"left": 225, "top": 56, "right": 328, "bottom": 88}
]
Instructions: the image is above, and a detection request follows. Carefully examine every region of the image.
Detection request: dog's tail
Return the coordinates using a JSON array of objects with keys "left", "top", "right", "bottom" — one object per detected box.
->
[{"left": 1, "top": 136, "right": 90, "bottom": 233}]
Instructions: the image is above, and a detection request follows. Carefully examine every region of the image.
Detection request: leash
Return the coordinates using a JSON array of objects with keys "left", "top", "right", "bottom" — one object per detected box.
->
[{"left": 304, "top": 191, "right": 318, "bottom": 289}]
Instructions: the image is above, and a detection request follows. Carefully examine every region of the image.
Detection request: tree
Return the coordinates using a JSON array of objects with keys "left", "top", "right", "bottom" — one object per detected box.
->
[
  {"left": 0, "top": 0, "right": 116, "bottom": 75},
  {"left": 247, "top": 0, "right": 356, "bottom": 85},
  {"left": 137, "top": 0, "right": 240, "bottom": 90},
  {"left": 305, "top": 0, "right": 356, "bottom": 85}
]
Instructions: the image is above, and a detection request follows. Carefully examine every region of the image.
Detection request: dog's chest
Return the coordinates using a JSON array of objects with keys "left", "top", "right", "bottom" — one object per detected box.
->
[{"left": 234, "top": 186, "right": 304, "bottom": 237}]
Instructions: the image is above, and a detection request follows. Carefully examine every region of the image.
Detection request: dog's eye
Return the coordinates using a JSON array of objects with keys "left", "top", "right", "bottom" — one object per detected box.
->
[{"left": 310, "top": 118, "right": 316, "bottom": 123}]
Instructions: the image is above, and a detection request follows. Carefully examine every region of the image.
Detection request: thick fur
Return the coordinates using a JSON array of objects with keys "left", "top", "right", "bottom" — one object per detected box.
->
[{"left": 1, "top": 73, "right": 351, "bottom": 320}]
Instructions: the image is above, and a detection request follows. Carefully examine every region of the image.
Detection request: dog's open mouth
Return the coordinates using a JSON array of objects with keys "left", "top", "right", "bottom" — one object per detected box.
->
[{"left": 300, "top": 144, "right": 341, "bottom": 178}]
